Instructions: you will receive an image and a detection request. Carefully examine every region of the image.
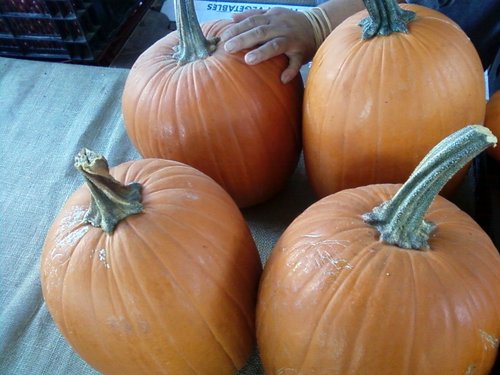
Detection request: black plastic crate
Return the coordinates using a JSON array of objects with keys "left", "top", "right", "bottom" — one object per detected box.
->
[{"left": 0, "top": 0, "right": 143, "bottom": 63}]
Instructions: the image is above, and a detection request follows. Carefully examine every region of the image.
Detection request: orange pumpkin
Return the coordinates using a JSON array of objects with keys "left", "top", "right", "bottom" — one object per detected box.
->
[
  {"left": 486, "top": 90, "right": 500, "bottom": 162},
  {"left": 122, "top": 0, "right": 303, "bottom": 208},
  {"left": 40, "top": 149, "right": 262, "bottom": 374},
  {"left": 303, "top": 0, "right": 486, "bottom": 198},
  {"left": 257, "top": 126, "right": 500, "bottom": 374}
]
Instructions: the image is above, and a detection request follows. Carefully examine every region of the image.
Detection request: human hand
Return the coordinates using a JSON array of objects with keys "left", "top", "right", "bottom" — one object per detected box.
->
[{"left": 220, "top": 7, "right": 317, "bottom": 84}]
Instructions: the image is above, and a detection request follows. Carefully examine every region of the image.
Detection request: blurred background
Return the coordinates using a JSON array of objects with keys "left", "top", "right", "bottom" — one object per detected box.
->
[{"left": 0, "top": 0, "right": 320, "bottom": 68}]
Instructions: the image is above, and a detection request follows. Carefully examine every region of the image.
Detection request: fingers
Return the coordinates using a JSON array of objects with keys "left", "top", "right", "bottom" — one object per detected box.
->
[
  {"left": 281, "top": 55, "right": 303, "bottom": 84},
  {"left": 221, "top": 15, "right": 275, "bottom": 53},
  {"left": 243, "top": 37, "right": 288, "bottom": 65},
  {"left": 221, "top": 7, "right": 295, "bottom": 51},
  {"left": 243, "top": 42, "right": 304, "bottom": 85},
  {"left": 230, "top": 9, "right": 265, "bottom": 23},
  {"left": 218, "top": 7, "right": 312, "bottom": 84}
]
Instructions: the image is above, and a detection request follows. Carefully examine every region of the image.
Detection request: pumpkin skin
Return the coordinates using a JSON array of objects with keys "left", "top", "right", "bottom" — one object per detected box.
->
[
  {"left": 122, "top": 20, "right": 303, "bottom": 208},
  {"left": 303, "top": 5, "right": 486, "bottom": 198},
  {"left": 486, "top": 90, "right": 500, "bottom": 162},
  {"left": 257, "top": 184, "right": 500, "bottom": 375},
  {"left": 40, "top": 158, "right": 262, "bottom": 375}
]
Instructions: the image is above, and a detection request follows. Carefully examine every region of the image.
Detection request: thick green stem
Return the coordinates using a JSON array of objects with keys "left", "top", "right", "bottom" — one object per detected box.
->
[
  {"left": 173, "top": 0, "right": 219, "bottom": 64},
  {"left": 74, "top": 149, "right": 143, "bottom": 234},
  {"left": 362, "top": 125, "right": 496, "bottom": 250},
  {"left": 359, "top": 0, "right": 416, "bottom": 39}
]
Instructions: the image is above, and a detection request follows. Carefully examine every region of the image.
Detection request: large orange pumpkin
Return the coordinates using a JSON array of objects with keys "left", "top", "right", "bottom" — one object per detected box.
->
[
  {"left": 122, "top": 0, "right": 303, "bottom": 208},
  {"left": 485, "top": 90, "right": 500, "bottom": 162},
  {"left": 257, "top": 126, "right": 500, "bottom": 374},
  {"left": 303, "top": 0, "right": 486, "bottom": 198},
  {"left": 40, "top": 149, "right": 262, "bottom": 374}
]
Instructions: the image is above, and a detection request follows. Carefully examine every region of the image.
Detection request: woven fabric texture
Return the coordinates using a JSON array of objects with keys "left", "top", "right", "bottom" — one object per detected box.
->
[{"left": 0, "top": 57, "right": 316, "bottom": 374}]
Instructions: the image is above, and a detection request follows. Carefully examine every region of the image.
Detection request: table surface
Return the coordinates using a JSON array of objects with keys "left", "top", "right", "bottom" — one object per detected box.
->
[{"left": 0, "top": 56, "right": 498, "bottom": 374}]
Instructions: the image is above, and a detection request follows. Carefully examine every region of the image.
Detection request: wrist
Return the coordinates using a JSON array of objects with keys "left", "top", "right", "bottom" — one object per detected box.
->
[{"left": 300, "top": 7, "right": 333, "bottom": 49}]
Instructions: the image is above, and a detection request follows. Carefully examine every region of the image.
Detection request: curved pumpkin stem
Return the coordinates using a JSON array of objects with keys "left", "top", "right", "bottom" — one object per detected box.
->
[
  {"left": 173, "top": 0, "right": 219, "bottom": 65},
  {"left": 362, "top": 125, "right": 496, "bottom": 250},
  {"left": 74, "top": 149, "right": 143, "bottom": 234},
  {"left": 359, "top": 0, "right": 416, "bottom": 39}
]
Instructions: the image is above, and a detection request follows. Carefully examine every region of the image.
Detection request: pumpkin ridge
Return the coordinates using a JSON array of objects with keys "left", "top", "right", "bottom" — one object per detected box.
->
[
  {"left": 173, "top": 65, "right": 194, "bottom": 161},
  {"left": 56, "top": 229, "right": 86, "bottom": 334},
  {"left": 402, "top": 253, "right": 419, "bottom": 374},
  {"left": 342, "top": 42, "right": 381, "bottom": 189},
  {"left": 136, "top": 214, "right": 254, "bottom": 368},
  {"left": 417, "top": 218, "right": 499, "bottom": 372},
  {"left": 247, "top": 56, "right": 297, "bottom": 121},
  {"left": 48, "top": 206, "right": 91, "bottom": 272},
  {"left": 293, "top": 239, "right": 386, "bottom": 372},
  {"left": 289, "top": 215, "right": 372, "bottom": 244},
  {"left": 129, "top": 220, "right": 221, "bottom": 374},
  {"left": 409, "top": 17, "right": 484, "bottom": 115},
  {"left": 278, "top": 226, "right": 370, "bottom": 313},
  {"left": 158, "top": 64, "right": 189, "bottom": 159},
  {"left": 395, "top": 32, "right": 423, "bottom": 165},
  {"left": 146, "top": 202, "right": 256, "bottom": 276},
  {"left": 373, "top": 38, "right": 388, "bottom": 186},
  {"left": 129, "top": 73, "right": 158, "bottom": 157},
  {"left": 429, "top": 238, "right": 500, "bottom": 311},
  {"left": 117, "top": 161, "right": 141, "bottom": 187},
  {"left": 154, "top": 68, "right": 177, "bottom": 160},
  {"left": 277, "top": 237, "right": 348, "bottom": 294},
  {"left": 202, "top": 54, "right": 299, "bottom": 201},
  {"left": 210, "top": 54, "right": 281, "bottom": 162},
  {"left": 205, "top": 57, "right": 253, "bottom": 188},
  {"left": 150, "top": 210, "right": 258, "bottom": 328},
  {"left": 145, "top": 188, "right": 233, "bottom": 210},
  {"left": 308, "top": 40, "right": 367, "bottom": 192},
  {"left": 357, "top": 36, "right": 411, "bottom": 185},
  {"left": 143, "top": 173, "right": 239, "bottom": 214},
  {"left": 58, "top": 226, "right": 102, "bottom": 348},
  {"left": 339, "top": 248, "right": 402, "bottom": 374},
  {"left": 410, "top": 21, "right": 464, "bottom": 92},
  {"left": 417, "top": 253, "right": 476, "bottom": 372},
  {"left": 257, "top": 69, "right": 301, "bottom": 135},
  {"left": 181, "top": 64, "right": 232, "bottom": 184},
  {"left": 101, "top": 232, "right": 172, "bottom": 374},
  {"left": 122, "top": 217, "right": 239, "bottom": 373},
  {"left": 146, "top": 197, "right": 236, "bottom": 220},
  {"left": 124, "top": 164, "right": 174, "bottom": 190}
]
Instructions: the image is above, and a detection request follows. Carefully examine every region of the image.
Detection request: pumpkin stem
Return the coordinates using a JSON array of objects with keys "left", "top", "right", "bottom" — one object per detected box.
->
[
  {"left": 362, "top": 125, "right": 496, "bottom": 250},
  {"left": 173, "top": 0, "right": 219, "bottom": 65},
  {"left": 74, "top": 149, "right": 143, "bottom": 234},
  {"left": 359, "top": 0, "right": 416, "bottom": 39}
]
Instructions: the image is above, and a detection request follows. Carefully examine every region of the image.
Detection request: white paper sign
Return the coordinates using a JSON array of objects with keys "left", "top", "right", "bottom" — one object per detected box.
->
[{"left": 161, "top": 1, "right": 313, "bottom": 23}]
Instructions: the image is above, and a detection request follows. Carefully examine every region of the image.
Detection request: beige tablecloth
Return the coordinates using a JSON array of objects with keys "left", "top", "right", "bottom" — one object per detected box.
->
[{"left": 0, "top": 56, "right": 319, "bottom": 374}]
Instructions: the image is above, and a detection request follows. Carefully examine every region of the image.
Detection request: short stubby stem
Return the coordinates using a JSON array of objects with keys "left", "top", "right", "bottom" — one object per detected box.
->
[
  {"left": 173, "top": 0, "right": 219, "bottom": 65},
  {"left": 362, "top": 125, "right": 497, "bottom": 250},
  {"left": 74, "top": 149, "right": 143, "bottom": 234},
  {"left": 359, "top": 0, "right": 416, "bottom": 39}
]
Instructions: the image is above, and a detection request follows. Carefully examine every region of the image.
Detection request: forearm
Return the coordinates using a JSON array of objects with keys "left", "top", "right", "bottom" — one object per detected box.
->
[{"left": 318, "top": 0, "right": 365, "bottom": 31}]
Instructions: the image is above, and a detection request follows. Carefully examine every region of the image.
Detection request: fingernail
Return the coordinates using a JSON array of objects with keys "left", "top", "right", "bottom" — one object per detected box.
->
[
  {"left": 281, "top": 74, "right": 290, "bottom": 84},
  {"left": 224, "top": 41, "right": 234, "bottom": 52},
  {"left": 245, "top": 53, "right": 256, "bottom": 64}
]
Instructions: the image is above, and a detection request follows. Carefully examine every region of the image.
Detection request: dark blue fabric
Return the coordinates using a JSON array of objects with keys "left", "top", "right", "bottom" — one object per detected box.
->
[{"left": 407, "top": 0, "right": 500, "bottom": 93}]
